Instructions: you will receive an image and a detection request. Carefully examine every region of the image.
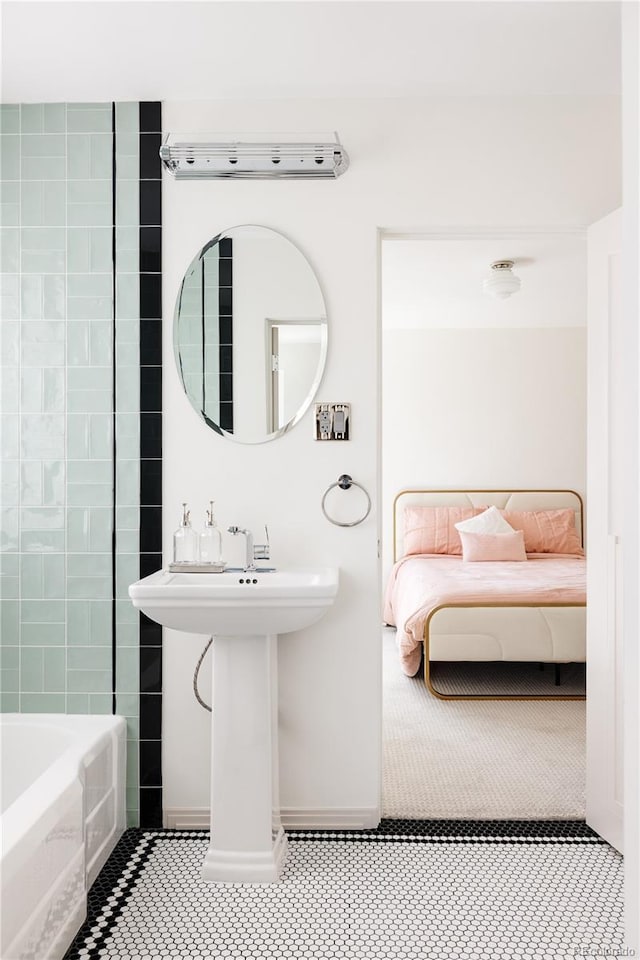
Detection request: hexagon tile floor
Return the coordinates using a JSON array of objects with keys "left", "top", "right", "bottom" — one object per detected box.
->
[{"left": 64, "top": 821, "right": 624, "bottom": 960}]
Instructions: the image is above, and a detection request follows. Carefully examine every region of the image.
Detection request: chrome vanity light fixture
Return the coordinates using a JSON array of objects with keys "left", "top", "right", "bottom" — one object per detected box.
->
[
  {"left": 159, "top": 132, "right": 349, "bottom": 179},
  {"left": 483, "top": 260, "right": 522, "bottom": 300}
]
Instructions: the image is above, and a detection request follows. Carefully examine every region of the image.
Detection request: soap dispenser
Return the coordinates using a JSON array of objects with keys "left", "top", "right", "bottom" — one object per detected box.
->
[
  {"left": 173, "top": 503, "right": 199, "bottom": 563},
  {"left": 200, "top": 501, "right": 222, "bottom": 564}
]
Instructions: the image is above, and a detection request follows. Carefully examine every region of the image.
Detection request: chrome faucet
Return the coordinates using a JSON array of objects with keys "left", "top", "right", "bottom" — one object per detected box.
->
[{"left": 228, "top": 525, "right": 270, "bottom": 572}]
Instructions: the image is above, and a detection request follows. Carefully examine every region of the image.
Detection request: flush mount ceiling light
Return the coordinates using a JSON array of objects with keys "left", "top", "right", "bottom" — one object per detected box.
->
[
  {"left": 483, "top": 260, "right": 522, "bottom": 300},
  {"left": 159, "top": 132, "right": 349, "bottom": 180}
]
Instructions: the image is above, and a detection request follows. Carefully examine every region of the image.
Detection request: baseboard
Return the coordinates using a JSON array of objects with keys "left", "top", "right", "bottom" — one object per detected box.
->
[
  {"left": 164, "top": 806, "right": 381, "bottom": 831},
  {"left": 281, "top": 806, "right": 380, "bottom": 829},
  {"left": 164, "top": 808, "right": 210, "bottom": 830}
]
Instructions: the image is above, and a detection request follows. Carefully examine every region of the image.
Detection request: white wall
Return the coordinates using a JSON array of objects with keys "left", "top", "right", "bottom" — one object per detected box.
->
[
  {"left": 162, "top": 96, "right": 620, "bottom": 823},
  {"left": 381, "top": 326, "right": 587, "bottom": 576}
]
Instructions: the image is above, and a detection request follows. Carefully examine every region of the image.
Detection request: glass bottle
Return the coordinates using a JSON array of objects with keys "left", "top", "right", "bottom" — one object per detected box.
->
[
  {"left": 173, "top": 503, "right": 199, "bottom": 563},
  {"left": 200, "top": 501, "right": 222, "bottom": 564}
]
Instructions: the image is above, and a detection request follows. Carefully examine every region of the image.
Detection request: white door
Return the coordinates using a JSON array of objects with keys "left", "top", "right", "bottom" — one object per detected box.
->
[{"left": 585, "top": 208, "right": 623, "bottom": 852}]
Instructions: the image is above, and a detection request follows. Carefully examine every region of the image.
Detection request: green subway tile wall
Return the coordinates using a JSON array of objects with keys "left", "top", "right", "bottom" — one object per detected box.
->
[{"left": 0, "top": 101, "right": 160, "bottom": 828}]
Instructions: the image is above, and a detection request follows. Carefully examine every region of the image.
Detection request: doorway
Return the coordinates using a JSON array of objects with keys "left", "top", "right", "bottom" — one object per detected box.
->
[{"left": 380, "top": 228, "right": 589, "bottom": 821}]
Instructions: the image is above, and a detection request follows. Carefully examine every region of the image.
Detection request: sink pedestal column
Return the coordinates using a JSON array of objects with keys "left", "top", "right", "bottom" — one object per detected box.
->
[{"left": 202, "top": 633, "right": 288, "bottom": 883}]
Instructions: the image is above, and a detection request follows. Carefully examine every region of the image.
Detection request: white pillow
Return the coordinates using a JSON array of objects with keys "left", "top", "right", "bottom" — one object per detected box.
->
[{"left": 455, "top": 505, "right": 515, "bottom": 535}]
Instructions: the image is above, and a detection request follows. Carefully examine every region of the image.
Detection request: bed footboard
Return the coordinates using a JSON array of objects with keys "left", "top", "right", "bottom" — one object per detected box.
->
[{"left": 423, "top": 602, "right": 586, "bottom": 701}]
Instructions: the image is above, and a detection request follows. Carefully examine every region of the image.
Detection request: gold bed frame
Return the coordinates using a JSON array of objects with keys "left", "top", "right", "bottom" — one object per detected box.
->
[{"left": 392, "top": 489, "right": 587, "bottom": 703}]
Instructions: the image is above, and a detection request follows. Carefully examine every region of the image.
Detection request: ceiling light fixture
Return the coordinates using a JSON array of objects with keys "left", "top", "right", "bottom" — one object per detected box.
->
[
  {"left": 483, "top": 260, "right": 521, "bottom": 300},
  {"left": 159, "top": 132, "right": 349, "bottom": 180}
]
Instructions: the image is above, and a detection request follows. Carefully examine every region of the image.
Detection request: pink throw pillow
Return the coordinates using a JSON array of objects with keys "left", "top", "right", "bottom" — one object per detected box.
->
[
  {"left": 460, "top": 530, "right": 527, "bottom": 562},
  {"left": 501, "top": 509, "right": 583, "bottom": 555},
  {"left": 403, "top": 506, "right": 484, "bottom": 556}
]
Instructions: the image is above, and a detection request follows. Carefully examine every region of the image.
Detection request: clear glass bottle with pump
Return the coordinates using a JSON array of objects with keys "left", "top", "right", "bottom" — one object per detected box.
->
[
  {"left": 200, "top": 501, "right": 222, "bottom": 564},
  {"left": 173, "top": 503, "right": 199, "bottom": 563}
]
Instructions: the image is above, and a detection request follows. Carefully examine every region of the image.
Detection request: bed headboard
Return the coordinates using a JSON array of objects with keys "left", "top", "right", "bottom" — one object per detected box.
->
[{"left": 392, "top": 489, "right": 584, "bottom": 562}]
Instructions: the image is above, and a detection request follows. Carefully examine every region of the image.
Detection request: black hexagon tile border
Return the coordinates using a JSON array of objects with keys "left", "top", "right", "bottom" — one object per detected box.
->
[{"left": 64, "top": 821, "right": 624, "bottom": 960}]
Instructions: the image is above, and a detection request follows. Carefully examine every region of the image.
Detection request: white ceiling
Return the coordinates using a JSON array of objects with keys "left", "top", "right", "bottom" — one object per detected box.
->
[
  {"left": 1, "top": 1, "right": 621, "bottom": 103},
  {"left": 381, "top": 233, "right": 587, "bottom": 329}
]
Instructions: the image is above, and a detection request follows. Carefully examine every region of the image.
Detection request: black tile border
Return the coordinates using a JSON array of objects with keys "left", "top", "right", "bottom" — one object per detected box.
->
[
  {"left": 140, "top": 646, "right": 162, "bottom": 693},
  {"left": 140, "top": 364, "right": 162, "bottom": 412},
  {"left": 140, "top": 272, "right": 162, "bottom": 319},
  {"left": 139, "top": 692, "right": 162, "bottom": 741},
  {"left": 139, "top": 786, "right": 163, "bottom": 826},
  {"left": 139, "top": 226, "right": 161, "bottom": 273},
  {"left": 139, "top": 739, "right": 162, "bottom": 783},
  {"left": 140, "top": 458, "right": 162, "bottom": 505},
  {"left": 219, "top": 237, "right": 233, "bottom": 432},
  {"left": 138, "top": 101, "right": 163, "bottom": 825},
  {"left": 62, "top": 820, "right": 609, "bottom": 960},
  {"left": 289, "top": 817, "right": 605, "bottom": 842},
  {"left": 140, "top": 412, "right": 161, "bottom": 459},
  {"left": 140, "top": 132, "right": 162, "bottom": 180},
  {"left": 139, "top": 611, "right": 162, "bottom": 648},
  {"left": 63, "top": 829, "right": 152, "bottom": 960},
  {"left": 111, "top": 102, "right": 118, "bottom": 715},
  {"left": 139, "top": 507, "right": 162, "bottom": 553},
  {"left": 139, "top": 101, "right": 162, "bottom": 134}
]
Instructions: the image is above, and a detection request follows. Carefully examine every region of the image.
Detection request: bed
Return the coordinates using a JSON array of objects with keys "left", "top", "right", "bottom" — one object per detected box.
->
[{"left": 384, "top": 489, "right": 586, "bottom": 701}]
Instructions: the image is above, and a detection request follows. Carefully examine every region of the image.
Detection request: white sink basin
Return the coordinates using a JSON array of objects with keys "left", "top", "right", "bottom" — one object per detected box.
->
[{"left": 128, "top": 566, "right": 339, "bottom": 635}]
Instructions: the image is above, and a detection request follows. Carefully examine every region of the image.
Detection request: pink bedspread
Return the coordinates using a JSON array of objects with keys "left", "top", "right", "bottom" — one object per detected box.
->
[{"left": 383, "top": 553, "right": 586, "bottom": 677}]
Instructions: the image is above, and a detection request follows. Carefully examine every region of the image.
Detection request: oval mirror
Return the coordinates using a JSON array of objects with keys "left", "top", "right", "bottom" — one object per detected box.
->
[{"left": 174, "top": 225, "right": 328, "bottom": 443}]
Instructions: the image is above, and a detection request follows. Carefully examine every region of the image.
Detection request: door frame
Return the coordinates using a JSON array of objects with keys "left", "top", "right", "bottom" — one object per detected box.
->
[
  {"left": 621, "top": 1, "right": 640, "bottom": 944},
  {"left": 377, "top": 219, "right": 635, "bottom": 934}
]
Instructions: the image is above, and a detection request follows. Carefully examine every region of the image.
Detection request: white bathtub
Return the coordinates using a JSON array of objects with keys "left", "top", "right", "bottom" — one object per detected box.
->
[{"left": 0, "top": 714, "right": 126, "bottom": 960}]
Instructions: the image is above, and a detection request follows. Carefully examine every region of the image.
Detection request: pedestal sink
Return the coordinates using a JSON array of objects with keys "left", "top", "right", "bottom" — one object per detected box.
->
[{"left": 129, "top": 566, "right": 339, "bottom": 883}]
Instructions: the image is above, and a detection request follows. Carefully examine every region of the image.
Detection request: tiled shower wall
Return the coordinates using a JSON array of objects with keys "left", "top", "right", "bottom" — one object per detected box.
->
[{"left": 0, "top": 102, "right": 162, "bottom": 827}]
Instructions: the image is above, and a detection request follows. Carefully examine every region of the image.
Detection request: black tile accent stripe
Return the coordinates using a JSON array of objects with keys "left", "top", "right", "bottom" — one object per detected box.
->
[
  {"left": 288, "top": 817, "right": 604, "bottom": 842},
  {"left": 140, "top": 227, "right": 161, "bottom": 273},
  {"left": 218, "top": 284, "right": 232, "bottom": 314},
  {"left": 219, "top": 237, "right": 233, "bottom": 432},
  {"left": 218, "top": 402, "right": 234, "bottom": 432},
  {"left": 140, "top": 365, "right": 162, "bottom": 412},
  {"left": 139, "top": 693, "right": 162, "bottom": 739},
  {"left": 139, "top": 101, "right": 162, "bottom": 133},
  {"left": 139, "top": 740, "right": 162, "bottom": 783},
  {"left": 140, "top": 180, "right": 162, "bottom": 226},
  {"left": 111, "top": 102, "right": 117, "bottom": 716},
  {"left": 139, "top": 787, "right": 163, "bottom": 827},
  {"left": 219, "top": 344, "right": 233, "bottom": 373},
  {"left": 139, "top": 612, "right": 162, "bottom": 648},
  {"left": 140, "top": 458, "right": 162, "bottom": 505},
  {"left": 139, "top": 507, "right": 162, "bottom": 553},
  {"left": 139, "top": 412, "right": 162, "bottom": 459},
  {"left": 140, "top": 552, "right": 162, "bottom": 579},
  {"left": 138, "top": 101, "right": 163, "bottom": 827},
  {"left": 140, "top": 133, "right": 163, "bottom": 180},
  {"left": 140, "top": 646, "right": 162, "bottom": 693},
  {"left": 63, "top": 829, "right": 152, "bottom": 960},
  {"left": 140, "top": 273, "right": 162, "bottom": 319}
]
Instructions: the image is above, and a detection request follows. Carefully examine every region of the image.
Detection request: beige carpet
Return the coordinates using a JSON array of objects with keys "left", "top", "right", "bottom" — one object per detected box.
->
[{"left": 382, "top": 628, "right": 586, "bottom": 820}]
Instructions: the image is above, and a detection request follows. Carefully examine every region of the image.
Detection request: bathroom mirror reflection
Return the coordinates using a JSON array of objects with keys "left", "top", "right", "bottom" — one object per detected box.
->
[{"left": 174, "top": 225, "right": 328, "bottom": 443}]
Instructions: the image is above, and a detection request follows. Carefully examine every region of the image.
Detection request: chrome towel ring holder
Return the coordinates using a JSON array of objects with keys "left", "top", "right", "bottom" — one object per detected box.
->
[{"left": 321, "top": 474, "right": 371, "bottom": 527}]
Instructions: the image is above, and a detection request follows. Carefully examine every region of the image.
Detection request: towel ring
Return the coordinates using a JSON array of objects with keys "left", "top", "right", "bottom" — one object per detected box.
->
[{"left": 321, "top": 474, "right": 371, "bottom": 527}]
